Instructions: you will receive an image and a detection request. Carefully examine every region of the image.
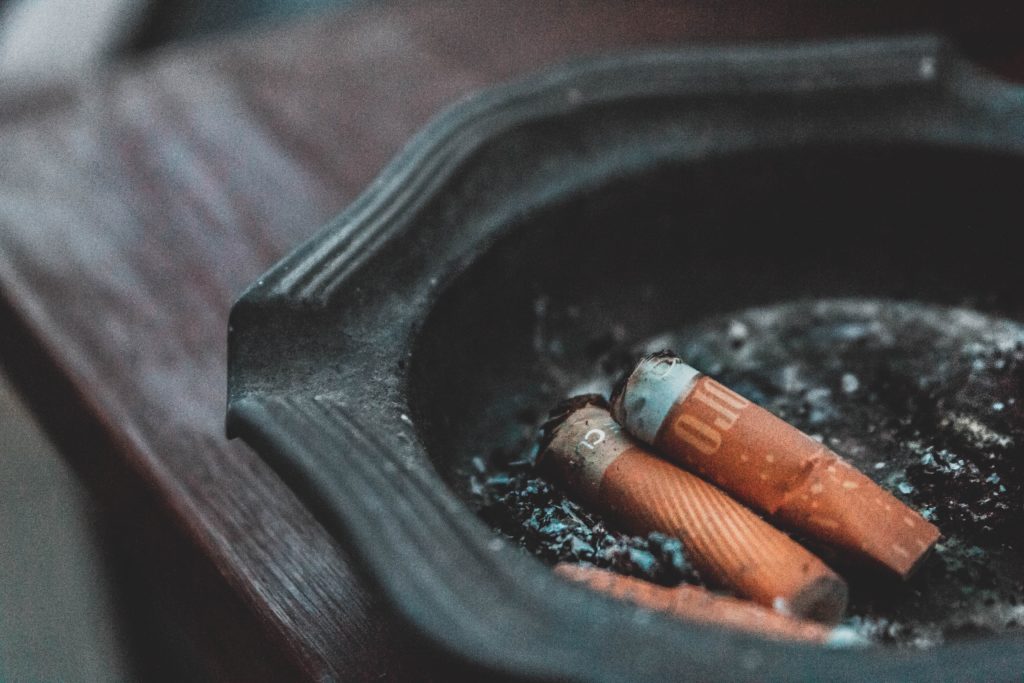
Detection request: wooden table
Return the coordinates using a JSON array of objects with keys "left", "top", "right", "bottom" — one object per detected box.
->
[{"left": 1, "top": 2, "right": 1020, "bottom": 679}]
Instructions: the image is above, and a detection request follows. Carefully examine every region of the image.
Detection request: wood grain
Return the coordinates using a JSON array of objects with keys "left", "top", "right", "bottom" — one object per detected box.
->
[{"left": 0, "top": 1, "right": 1020, "bottom": 679}]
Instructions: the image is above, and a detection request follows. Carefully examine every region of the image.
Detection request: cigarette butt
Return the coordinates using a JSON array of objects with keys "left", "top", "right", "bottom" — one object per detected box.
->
[
  {"left": 610, "top": 352, "right": 941, "bottom": 579},
  {"left": 555, "top": 563, "right": 855, "bottom": 645},
  {"left": 538, "top": 396, "right": 847, "bottom": 622}
]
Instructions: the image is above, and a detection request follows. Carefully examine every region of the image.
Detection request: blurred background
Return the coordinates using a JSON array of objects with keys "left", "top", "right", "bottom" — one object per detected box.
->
[
  {"left": 0, "top": 3, "right": 363, "bottom": 680},
  {"left": 0, "top": 0, "right": 361, "bottom": 77}
]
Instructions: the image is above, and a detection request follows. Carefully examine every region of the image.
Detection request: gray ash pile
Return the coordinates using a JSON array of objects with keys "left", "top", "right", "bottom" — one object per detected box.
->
[
  {"left": 468, "top": 299, "right": 1024, "bottom": 648},
  {"left": 474, "top": 458, "right": 700, "bottom": 588}
]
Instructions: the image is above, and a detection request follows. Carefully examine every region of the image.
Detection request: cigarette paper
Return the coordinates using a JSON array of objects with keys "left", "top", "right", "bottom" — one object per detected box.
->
[
  {"left": 555, "top": 563, "right": 856, "bottom": 645},
  {"left": 611, "top": 352, "right": 941, "bottom": 579},
  {"left": 538, "top": 396, "right": 847, "bottom": 622}
]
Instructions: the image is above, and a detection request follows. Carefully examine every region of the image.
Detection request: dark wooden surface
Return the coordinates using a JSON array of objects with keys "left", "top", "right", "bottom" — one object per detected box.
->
[{"left": 0, "top": 2, "right": 1021, "bottom": 680}]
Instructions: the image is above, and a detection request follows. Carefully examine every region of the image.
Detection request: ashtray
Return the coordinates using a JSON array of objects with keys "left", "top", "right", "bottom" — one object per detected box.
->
[{"left": 227, "top": 37, "right": 1024, "bottom": 681}]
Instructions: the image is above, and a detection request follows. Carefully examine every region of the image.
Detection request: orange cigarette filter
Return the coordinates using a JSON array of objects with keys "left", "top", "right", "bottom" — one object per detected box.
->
[
  {"left": 611, "top": 352, "right": 941, "bottom": 579},
  {"left": 555, "top": 563, "right": 845, "bottom": 645},
  {"left": 538, "top": 397, "right": 847, "bottom": 623}
]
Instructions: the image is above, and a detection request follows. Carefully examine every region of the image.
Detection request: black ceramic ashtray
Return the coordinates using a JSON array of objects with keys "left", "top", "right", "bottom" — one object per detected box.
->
[{"left": 227, "top": 37, "right": 1024, "bottom": 681}]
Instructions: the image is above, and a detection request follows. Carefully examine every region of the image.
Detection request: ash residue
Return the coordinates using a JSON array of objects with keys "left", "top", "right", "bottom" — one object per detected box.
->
[
  {"left": 472, "top": 453, "right": 699, "bottom": 587},
  {"left": 467, "top": 299, "right": 1024, "bottom": 648}
]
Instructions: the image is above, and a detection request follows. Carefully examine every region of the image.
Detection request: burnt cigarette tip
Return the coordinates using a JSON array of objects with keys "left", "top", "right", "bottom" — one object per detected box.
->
[
  {"left": 609, "top": 350, "right": 678, "bottom": 409},
  {"left": 610, "top": 350, "right": 698, "bottom": 445},
  {"left": 788, "top": 574, "right": 849, "bottom": 625},
  {"left": 535, "top": 393, "right": 609, "bottom": 467}
]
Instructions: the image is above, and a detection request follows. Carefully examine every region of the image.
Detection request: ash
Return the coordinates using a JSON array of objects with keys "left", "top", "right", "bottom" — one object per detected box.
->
[
  {"left": 469, "top": 299, "right": 1024, "bottom": 648},
  {"left": 473, "top": 458, "right": 699, "bottom": 587}
]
